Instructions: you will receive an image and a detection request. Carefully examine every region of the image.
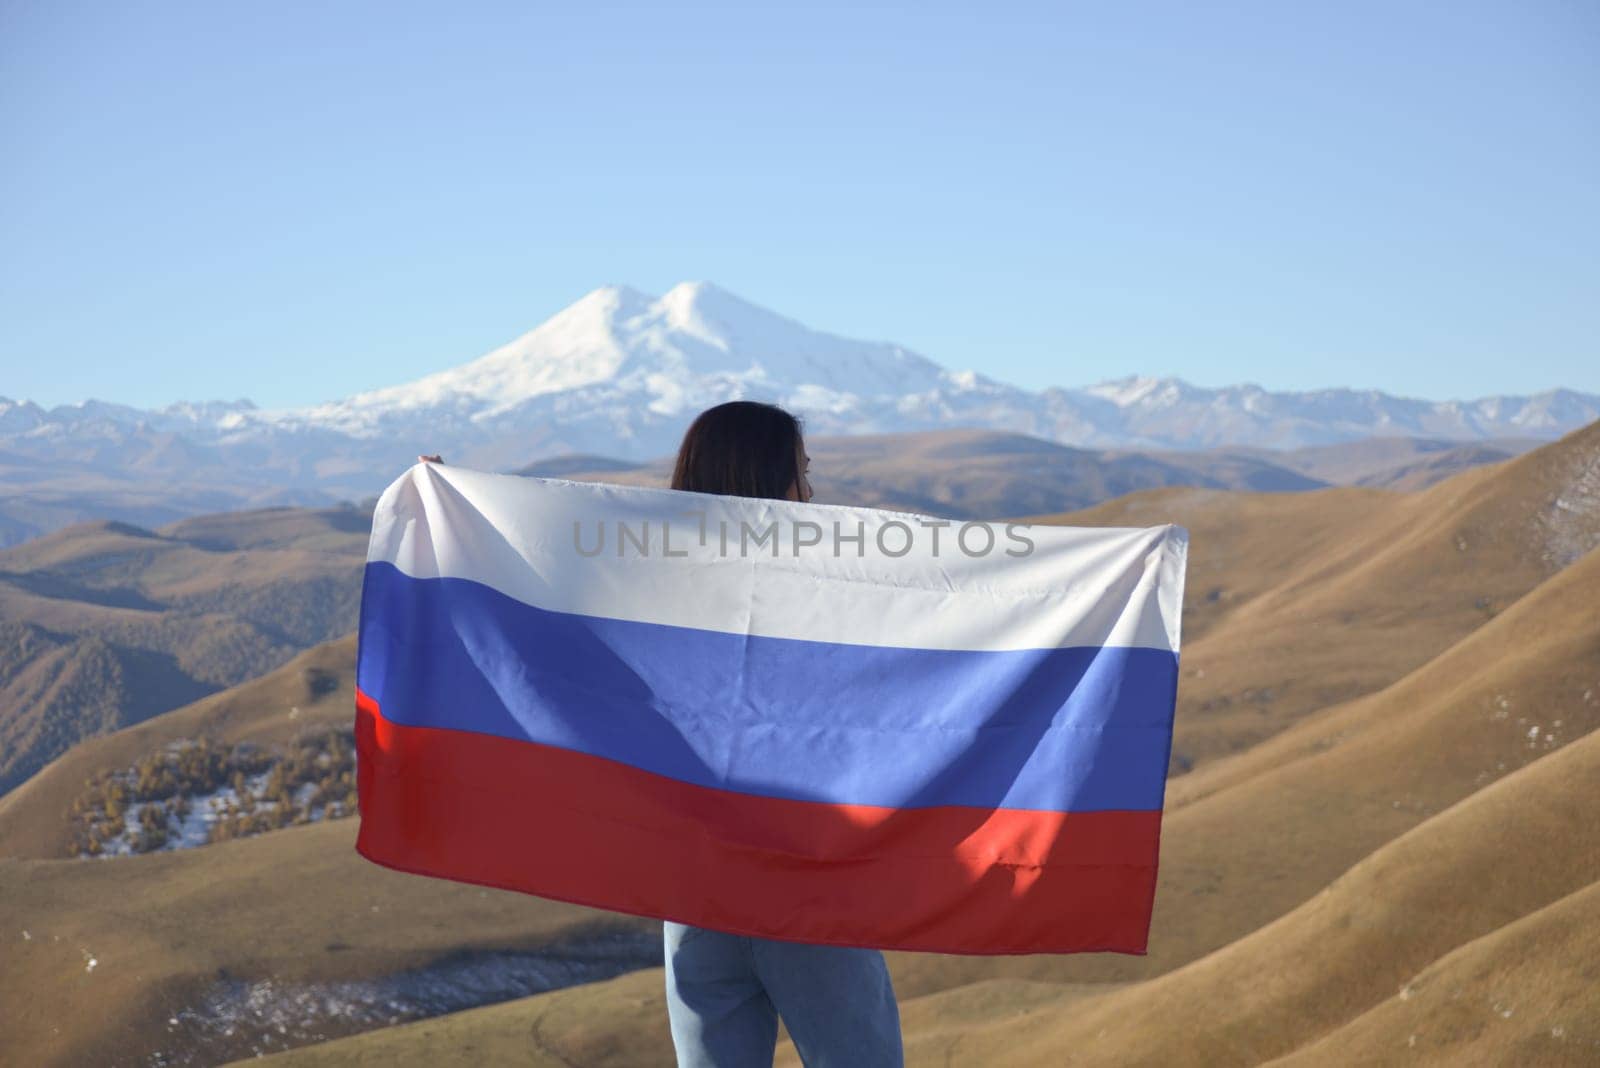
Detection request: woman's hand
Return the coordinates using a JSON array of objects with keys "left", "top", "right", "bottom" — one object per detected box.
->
[{"left": 418, "top": 454, "right": 443, "bottom": 464}]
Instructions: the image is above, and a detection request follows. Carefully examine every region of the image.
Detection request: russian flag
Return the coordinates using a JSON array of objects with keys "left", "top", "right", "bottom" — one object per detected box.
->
[{"left": 354, "top": 463, "right": 1187, "bottom": 955}]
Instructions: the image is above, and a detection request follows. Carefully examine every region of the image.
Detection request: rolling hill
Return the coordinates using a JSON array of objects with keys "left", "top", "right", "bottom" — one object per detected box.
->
[
  {"left": 526, "top": 428, "right": 1547, "bottom": 521},
  {"left": 881, "top": 634, "right": 1600, "bottom": 1065},
  {"left": 1070, "top": 418, "right": 1600, "bottom": 770},
  {"left": 0, "top": 506, "right": 369, "bottom": 797},
  {"left": 1231, "top": 435, "right": 1545, "bottom": 489},
  {"left": 517, "top": 428, "right": 1329, "bottom": 518}
]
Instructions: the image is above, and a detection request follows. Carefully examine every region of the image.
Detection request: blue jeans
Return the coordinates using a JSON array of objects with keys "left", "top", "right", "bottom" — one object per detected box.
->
[{"left": 663, "top": 921, "right": 904, "bottom": 1067}]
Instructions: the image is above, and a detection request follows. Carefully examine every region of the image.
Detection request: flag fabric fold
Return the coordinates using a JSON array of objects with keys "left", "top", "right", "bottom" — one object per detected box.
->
[{"left": 354, "top": 463, "right": 1187, "bottom": 955}]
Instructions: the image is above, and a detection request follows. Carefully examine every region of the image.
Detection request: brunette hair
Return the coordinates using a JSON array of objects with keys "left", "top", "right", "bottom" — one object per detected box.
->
[{"left": 670, "top": 401, "right": 804, "bottom": 501}]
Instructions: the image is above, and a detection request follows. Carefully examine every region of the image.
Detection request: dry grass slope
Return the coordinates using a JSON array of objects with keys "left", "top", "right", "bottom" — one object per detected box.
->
[
  {"left": 1256, "top": 435, "right": 1543, "bottom": 489},
  {"left": 0, "top": 634, "right": 360, "bottom": 859},
  {"left": 1057, "top": 419, "right": 1600, "bottom": 773},
  {"left": 0, "top": 816, "right": 655, "bottom": 1067},
  {"left": 899, "top": 727, "right": 1600, "bottom": 1065},
  {"left": 1263, "top": 880, "right": 1600, "bottom": 1066},
  {"left": 0, "top": 506, "right": 368, "bottom": 797}
]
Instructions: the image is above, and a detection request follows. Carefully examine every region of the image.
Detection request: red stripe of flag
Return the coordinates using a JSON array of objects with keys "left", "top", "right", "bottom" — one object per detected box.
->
[{"left": 354, "top": 690, "right": 1162, "bottom": 954}]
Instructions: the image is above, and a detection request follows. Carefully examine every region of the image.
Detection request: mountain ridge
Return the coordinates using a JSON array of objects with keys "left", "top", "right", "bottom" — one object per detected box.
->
[{"left": 3, "top": 284, "right": 1595, "bottom": 510}]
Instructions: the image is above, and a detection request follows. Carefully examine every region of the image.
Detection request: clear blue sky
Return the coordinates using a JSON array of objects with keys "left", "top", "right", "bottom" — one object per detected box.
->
[{"left": 3, "top": 0, "right": 1595, "bottom": 410}]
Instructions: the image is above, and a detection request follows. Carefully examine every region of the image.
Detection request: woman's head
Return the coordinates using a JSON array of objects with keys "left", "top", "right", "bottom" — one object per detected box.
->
[{"left": 670, "top": 401, "right": 811, "bottom": 502}]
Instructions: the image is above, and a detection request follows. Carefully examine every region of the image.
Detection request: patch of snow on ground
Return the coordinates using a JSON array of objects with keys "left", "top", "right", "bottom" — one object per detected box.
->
[
  {"left": 144, "top": 928, "right": 663, "bottom": 1066},
  {"left": 1535, "top": 437, "right": 1600, "bottom": 570},
  {"left": 91, "top": 762, "right": 350, "bottom": 857}
]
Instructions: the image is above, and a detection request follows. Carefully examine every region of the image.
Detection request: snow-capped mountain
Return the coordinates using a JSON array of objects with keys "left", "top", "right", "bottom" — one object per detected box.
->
[
  {"left": 263, "top": 281, "right": 1013, "bottom": 455},
  {"left": 323, "top": 283, "right": 962, "bottom": 421},
  {"left": 1071, "top": 376, "right": 1599, "bottom": 447},
  {"left": 2, "top": 282, "right": 1596, "bottom": 503}
]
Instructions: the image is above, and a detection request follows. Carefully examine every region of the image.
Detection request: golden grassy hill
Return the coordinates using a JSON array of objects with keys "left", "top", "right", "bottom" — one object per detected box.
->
[
  {"left": 1166, "top": 531, "right": 1600, "bottom": 813},
  {"left": 888, "top": 720, "right": 1600, "bottom": 1065},
  {"left": 0, "top": 814, "right": 657, "bottom": 1067},
  {"left": 1065, "top": 418, "right": 1600, "bottom": 772},
  {"left": 1255, "top": 435, "right": 1543, "bottom": 489},
  {"left": 1264, "top": 879, "right": 1600, "bottom": 1066},
  {"left": 1347, "top": 439, "right": 1542, "bottom": 492},
  {"left": 0, "top": 634, "right": 358, "bottom": 859},
  {"left": 0, "top": 506, "right": 369, "bottom": 797}
]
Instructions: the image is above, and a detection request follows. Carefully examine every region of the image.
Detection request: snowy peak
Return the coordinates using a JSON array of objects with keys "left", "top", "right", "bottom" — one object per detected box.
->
[
  {"left": 311, "top": 282, "right": 975, "bottom": 429},
  {"left": 1086, "top": 376, "right": 1188, "bottom": 409},
  {"left": 656, "top": 281, "right": 814, "bottom": 347},
  {"left": 658, "top": 280, "right": 747, "bottom": 329},
  {"left": 1072, "top": 375, "right": 1600, "bottom": 449},
  {"left": 0, "top": 397, "right": 47, "bottom": 434}
]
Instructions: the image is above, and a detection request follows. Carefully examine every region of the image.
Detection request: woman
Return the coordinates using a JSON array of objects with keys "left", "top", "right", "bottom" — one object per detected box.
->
[
  {"left": 418, "top": 399, "right": 903, "bottom": 1067},
  {"left": 659, "top": 400, "right": 904, "bottom": 1068}
]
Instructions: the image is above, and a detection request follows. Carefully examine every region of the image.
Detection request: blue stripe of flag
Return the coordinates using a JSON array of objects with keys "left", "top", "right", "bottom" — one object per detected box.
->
[{"left": 357, "top": 562, "right": 1178, "bottom": 813}]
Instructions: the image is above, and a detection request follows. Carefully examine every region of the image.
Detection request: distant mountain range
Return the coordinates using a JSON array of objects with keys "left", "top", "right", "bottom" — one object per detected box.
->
[{"left": 2, "top": 282, "right": 1594, "bottom": 539}]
